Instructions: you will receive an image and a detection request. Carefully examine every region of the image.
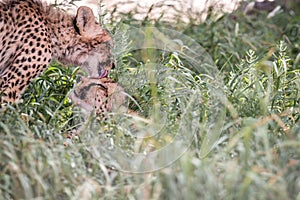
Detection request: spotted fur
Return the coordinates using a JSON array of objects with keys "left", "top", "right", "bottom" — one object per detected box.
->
[
  {"left": 0, "top": 0, "right": 114, "bottom": 103},
  {"left": 69, "top": 77, "right": 125, "bottom": 117}
]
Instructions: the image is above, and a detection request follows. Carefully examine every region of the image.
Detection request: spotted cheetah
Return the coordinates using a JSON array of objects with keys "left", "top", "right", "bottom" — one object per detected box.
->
[
  {"left": 69, "top": 76, "right": 126, "bottom": 117},
  {"left": 0, "top": 0, "right": 114, "bottom": 103}
]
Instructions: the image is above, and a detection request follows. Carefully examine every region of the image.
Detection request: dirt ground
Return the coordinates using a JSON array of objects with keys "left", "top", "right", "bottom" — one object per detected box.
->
[{"left": 46, "top": 0, "right": 241, "bottom": 23}]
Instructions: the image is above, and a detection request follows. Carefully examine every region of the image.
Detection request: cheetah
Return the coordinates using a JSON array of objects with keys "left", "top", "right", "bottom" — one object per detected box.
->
[
  {"left": 69, "top": 76, "right": 126, "bottom": 117},
  {"left": 0, "top": 0, "right": 114, "bottom": 103}
]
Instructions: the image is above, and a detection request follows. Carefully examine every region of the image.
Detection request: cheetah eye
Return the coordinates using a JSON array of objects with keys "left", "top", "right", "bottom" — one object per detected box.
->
[{"left": 96, "top": 83, "right": 107, "bottom": 90}]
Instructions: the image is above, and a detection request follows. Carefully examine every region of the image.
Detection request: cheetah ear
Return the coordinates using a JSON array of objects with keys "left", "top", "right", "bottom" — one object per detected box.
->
[{"left": 76, "top": 6, "right": 101, "bottom": 37}]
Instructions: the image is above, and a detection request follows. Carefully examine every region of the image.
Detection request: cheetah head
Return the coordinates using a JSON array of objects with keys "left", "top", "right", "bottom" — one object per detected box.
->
[{"left": 70, "top": 7, "right": 114, "bottom": 78}]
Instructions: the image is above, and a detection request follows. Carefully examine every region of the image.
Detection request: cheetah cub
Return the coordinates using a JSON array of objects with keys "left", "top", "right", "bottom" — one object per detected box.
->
[{"left": 69, "top": 77, "right": 126, "bottom": 118}]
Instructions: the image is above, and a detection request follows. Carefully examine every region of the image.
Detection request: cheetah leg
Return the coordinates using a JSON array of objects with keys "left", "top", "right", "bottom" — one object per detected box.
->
[{"left": 0, "top": 57, "right": 50, "bottom": 104}]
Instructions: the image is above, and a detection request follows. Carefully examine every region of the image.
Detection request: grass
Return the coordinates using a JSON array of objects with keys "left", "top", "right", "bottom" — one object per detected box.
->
[{"left": 0, "top": 1, "right": 300, "bottom": 200}]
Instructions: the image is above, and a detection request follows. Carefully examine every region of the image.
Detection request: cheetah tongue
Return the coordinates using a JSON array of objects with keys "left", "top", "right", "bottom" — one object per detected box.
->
[{"left": 98, "top": 70, "right": 108, "bottom": 79}]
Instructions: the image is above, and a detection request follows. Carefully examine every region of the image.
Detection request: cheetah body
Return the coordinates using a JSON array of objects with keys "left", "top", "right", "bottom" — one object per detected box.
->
[{"left": 0, "top": 0, "right": 113, "bottom": 103}]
